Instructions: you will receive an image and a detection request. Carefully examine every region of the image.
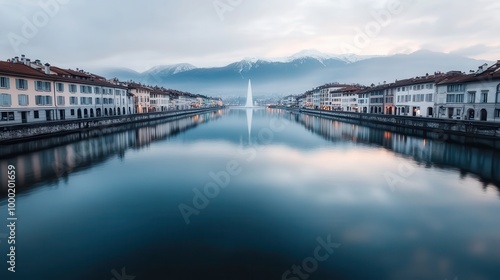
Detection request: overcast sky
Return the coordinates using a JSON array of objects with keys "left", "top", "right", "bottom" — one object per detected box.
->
[{"left": 1, "top": 0, "right": 499, "bottom": 72}]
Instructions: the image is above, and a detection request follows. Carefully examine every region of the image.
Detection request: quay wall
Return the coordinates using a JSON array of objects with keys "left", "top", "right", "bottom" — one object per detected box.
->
[
  {"left": 294, "top": 108, "right": 500, "bottom": 139},
  {"left": 0, "top": 108, "right": 221, "bottom": 143}
]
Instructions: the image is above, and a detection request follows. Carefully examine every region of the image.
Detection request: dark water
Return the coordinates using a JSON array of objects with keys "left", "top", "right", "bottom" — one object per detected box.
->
[{"left": 1, "top": 108, "right": 500, "bottom": 280}]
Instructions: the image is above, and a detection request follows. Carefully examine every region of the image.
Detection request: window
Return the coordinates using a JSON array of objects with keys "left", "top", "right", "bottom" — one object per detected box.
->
[
  {"left": 1, "top": 112, "right": 14, "bottom": 121},
  {"left": 56, "top": 83, "right": 64, "bottom": 92},
  {"left": 495, "top": 84, "right": 500, "bottom": 103},
  {"left": 0, "top": 93, "right": 12, "bottom": 106},
  {"left": 70, "top": 109, "right": 75, "bottom": 116},
  {"left": 446, "top": 94, "right": 464, "bottom": 103},
  {"left": 35, "top": 95, "right": 52, "bottom": 105},
  {"left": 18, "top": 94, "right": 29, "bottom": 106},
  {"left": 457, "top": 109, "right": 461, "bottom": 116},
  {"left": 425, "top": 94, "right": 433, "bottom": 102},
  {"left": 35, "top": 81, "right": 51, "bottom": 92},
  {"left": 467, "top": 91, "right": 476, "bottom": 103},
  {"left": 80, "top": 85, "right": 92, "bottom": 93},
  {"left": 447, "top": 84, "right": 465, "bottom": 92},
  {"left": 497, "top": 84, "right": 500, "bottom": 103},
  {"left": 16, "top": 79, "right": 28, "bottom": 90},
  {"left": 96, "top": 98, "right": 101, "bottom": 105},
  {"left": 80, "top": 97, "right": 92, "bottom": 105},
  {"left": 480, "top": 91, "right": 488, "bottom": 103},
  {"left": 495, "top": 109, "right": 500, "bottom": 118},
  {"left": 69, "top": 84, "right": 77, "bottom": 93},
  {"left": 94, "top": 87, "right": 101, "bottom": 94},
  {"left": 57, "top": 96, "right": 65, "bottom": 105},
  {"left": 0, "top": 77, "right": 10, "bottom": 89},
  {"left": 69, "top": 97, "right": 78, "bottom": 105},
  {"left": 34, "top": 111, "right": 39, "bottom": 119}
]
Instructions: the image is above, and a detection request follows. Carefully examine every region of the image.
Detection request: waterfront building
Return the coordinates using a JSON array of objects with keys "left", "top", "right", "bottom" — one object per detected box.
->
[
  {"left": 128, "top": 83, "right": 151, "bottom": 113},
  {"left": 0, "top": 55, "right": 130, "bottom": 124},
  {"left": 357, "top": 88, "right": 371, "bottom": 113},
  {"left": 436, "top": 61, "right": 500, "bottom": 121},
  {"left": 174, "top": 93, "right": 194, "bottom": 110},
  {"left": 340, "top": 86, "right": 363, "bottom": 112},
  {"left": 297, "top": 94, "right": 306, "bottom": 108},
  {"left": 393, "top": 74, "right": 441, "bottom": 117},
  {"left": 312, "top": 88, "right": 321, "bottom": 109},
  {"left": 150, "top": 87, "right": 170, "bottom": 112},
  {"left": 281, "top": 95, "right": 298, "bottom": 107},
  {"left": 367, "top": 84, "right": 390, "bottom": 114}
]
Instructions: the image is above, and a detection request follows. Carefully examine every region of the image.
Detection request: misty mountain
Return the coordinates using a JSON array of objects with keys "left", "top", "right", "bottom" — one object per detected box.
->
[
  {"left": 96, "top": 50, "right": 492, "bottom": 97},
  {"left": 143, "top": 63, "right": 197, "bottom": 82}
]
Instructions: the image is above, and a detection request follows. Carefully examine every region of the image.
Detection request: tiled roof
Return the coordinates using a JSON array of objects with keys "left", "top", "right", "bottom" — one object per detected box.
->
[
  {"left": 437, "top": 63, "right": 500, "bottom": 85},
  {"left": 0, "top": 60, "right": 128, "bottom": 89},
  {"left": 0, "top": 61, "right": 49, "bottom": 78}
]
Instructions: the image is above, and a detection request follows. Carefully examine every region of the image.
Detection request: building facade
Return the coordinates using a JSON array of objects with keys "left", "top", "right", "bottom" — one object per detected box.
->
[
  {"left": 436, "top": 62, "right": 500, "bottom": 121},
  {"left": 0, "top": 57, "right": 131, "bottom": 125}
]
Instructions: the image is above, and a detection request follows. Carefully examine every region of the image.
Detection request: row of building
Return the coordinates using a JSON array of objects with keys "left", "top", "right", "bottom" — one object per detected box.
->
[
  {"left": 281, "top": 61, "right": 500, "bottom": 122},
  {"left": 0, "top": 55, "right": 223, "bottom": 125}
]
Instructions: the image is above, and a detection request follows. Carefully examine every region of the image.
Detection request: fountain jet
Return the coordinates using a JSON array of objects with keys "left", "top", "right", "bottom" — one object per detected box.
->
[{"left": 245, "top": 80, "right": 254, "bottom": 108}]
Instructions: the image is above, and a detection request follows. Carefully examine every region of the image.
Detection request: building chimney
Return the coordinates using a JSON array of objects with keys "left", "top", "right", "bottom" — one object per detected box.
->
[
  {"left": 44, "top": 63, "right": 51, "bottom": 75},
  {"left": 25, "top": 58, "right": 31, "bottom": 66},
  {"left": 21, "top": 54, "right": 26, "bottom": 63},
  {"left": 14, "top": 56, "right": 19, "bottom": 63}
]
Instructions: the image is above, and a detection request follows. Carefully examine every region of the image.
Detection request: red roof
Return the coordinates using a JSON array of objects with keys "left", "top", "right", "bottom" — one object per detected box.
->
[{"left": 0, "top": 61, "right": 49, "bottom": 78}]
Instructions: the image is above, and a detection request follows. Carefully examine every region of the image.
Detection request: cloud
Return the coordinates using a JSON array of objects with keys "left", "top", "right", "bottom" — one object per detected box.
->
[{"left": 0, "top": 0, "right": 498, "bottom": 71}]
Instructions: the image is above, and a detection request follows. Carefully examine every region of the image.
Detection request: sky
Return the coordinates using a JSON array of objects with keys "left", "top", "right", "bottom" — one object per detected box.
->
[{"left": 1, "top": 0, "right": 499, "bottom": 72}]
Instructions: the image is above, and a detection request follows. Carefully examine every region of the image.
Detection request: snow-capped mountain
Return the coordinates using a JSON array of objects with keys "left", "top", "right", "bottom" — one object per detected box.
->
[
  {"left": 273, "top": 49, "right": 375, "bottom": 64},
  {"left": 238, "top": 49, "right": 375, "bottom": 65},
  {"left": 96, "top": 50, "right": 492, "bottom": 97},
  {"left": 144, "top": 63, "right": 197, "bottom": 76}
]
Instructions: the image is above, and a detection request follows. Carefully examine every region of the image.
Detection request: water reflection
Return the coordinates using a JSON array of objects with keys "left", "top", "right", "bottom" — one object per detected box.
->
[
  {"left": 293, "top": 113, "right": 500, "bottom": 193},
  {"left": 1, "top": 108, "right": 499, "bottom": 280},
  {"left": 0, "top": 111, "right": 223, "bottom": 195}
]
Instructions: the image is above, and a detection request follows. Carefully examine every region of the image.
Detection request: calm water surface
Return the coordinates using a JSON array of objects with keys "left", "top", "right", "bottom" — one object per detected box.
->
[{"left": 1, "top": 108, "right": 500, "bottom": 280}]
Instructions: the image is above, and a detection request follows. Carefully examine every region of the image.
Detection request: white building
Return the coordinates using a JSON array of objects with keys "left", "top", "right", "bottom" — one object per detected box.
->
[
  {"left": 357, "top": 88, "right": 370, "bottom": 113},
  {"left": 436, "top": 62, "right": 500, "bottom": 121},
  {"left": 281, "top": 95, "right": 298, "bottom": 107},
  {"left": 393, "top": 75, "right": 438, "bottom": 117},
  {"left": 0, "top": 56, "right": 131, "bottom": 124},
  {"left": 341, "top": 87, "right": 360, "bottom": 112},
  {"left": 150, "top": 88, "right": 170, "bottom": 112}
]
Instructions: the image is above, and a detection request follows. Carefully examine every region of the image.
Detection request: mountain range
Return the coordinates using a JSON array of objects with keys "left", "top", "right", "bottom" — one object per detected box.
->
[{"left": 94, "top": 49, "right": 493, "bottom": 97}]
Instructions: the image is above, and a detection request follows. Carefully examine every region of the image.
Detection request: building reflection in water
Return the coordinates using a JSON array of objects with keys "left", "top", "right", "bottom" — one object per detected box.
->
[
  {"left": 0, "top": 111, "right": 222, "bottom": 195},
  {"left": 294, "top": 113, "right": 500, "bottom": 192}
]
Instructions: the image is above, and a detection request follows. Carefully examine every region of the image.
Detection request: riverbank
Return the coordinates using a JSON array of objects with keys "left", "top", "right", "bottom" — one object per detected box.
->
[
  {"left": 274, "top": 107, "right": 500, "bottom": 147},
  {"left": 0, "top": 107, "right": 222, "bottom": 143}
]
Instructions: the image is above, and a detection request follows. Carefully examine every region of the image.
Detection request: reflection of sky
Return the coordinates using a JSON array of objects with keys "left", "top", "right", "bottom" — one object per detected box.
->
[{"left": 2, "top": 109, "right": 500, "bottom": 279}]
